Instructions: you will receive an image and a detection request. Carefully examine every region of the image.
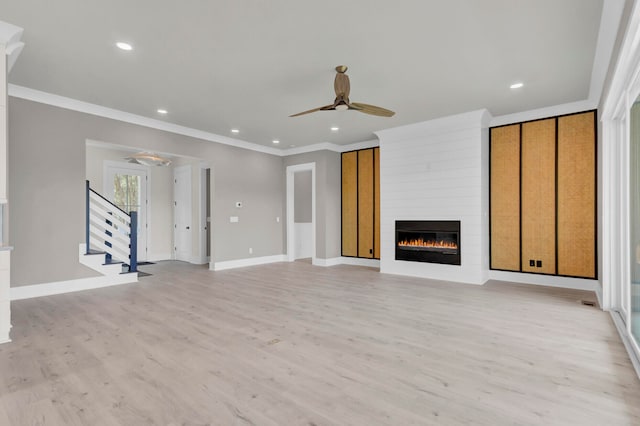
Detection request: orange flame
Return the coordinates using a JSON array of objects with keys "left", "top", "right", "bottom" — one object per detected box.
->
[{"left": 398, "top": 238, "right": 458, "bottom": 249}]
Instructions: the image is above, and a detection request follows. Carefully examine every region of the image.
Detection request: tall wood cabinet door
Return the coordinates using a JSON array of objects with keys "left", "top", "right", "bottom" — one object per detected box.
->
[
  {"left": 358, "top": 149, "right": 374, "bottom": 258},
  {"left": 490, "top": 125, "right": 521, "bottom": 271},
  {"left": 521, "top": 119, "right": 556, "bottom": 274},
  {"left": 374, "top": 148, "right": 381, "bottom": 259},
  {"left": 557, "top": 112, "right": 596, "bottom": 278},
  {"left": 342, "top": 152, "right": 358, "bottom": 257}
]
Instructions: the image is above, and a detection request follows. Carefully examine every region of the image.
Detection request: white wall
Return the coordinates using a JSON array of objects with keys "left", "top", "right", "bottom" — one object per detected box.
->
[{"left": 376, "top": 110, "right": 491, "bottom": 285}]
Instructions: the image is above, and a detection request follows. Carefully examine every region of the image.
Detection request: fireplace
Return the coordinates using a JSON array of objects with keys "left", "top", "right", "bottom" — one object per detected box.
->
[{"left": 395, "top": 220, "right": 461, "bottom": 265}]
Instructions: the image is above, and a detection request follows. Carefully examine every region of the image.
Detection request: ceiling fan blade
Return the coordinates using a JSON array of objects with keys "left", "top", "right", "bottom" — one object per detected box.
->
[
  {"left": 289, "top": 104, "right": 335, "bottom": 117},
  {"left": 351, "top": 102, "right": 395, "bottom": 117}
]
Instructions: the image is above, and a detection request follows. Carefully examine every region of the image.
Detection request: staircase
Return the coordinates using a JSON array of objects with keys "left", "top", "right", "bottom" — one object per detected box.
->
[{"left": 82, "top": 180, "right": 139, "bottom": 277}]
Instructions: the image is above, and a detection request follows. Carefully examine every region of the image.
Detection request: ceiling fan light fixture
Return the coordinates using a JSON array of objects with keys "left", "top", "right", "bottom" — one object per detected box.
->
[
  {"left": 124, "top": 152, "right": 172, "bottom": 167},
  {"left": 335, "top": 104, "right": 349, "bottom": 111}
]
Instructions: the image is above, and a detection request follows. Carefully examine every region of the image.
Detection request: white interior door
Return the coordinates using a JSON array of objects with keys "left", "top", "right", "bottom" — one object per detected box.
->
[
  {"left": 104, "top": 162, "right": 148, "bottom": 262},
  {"left": 174, "top": 165, "right": 192, "bottom": 262}
]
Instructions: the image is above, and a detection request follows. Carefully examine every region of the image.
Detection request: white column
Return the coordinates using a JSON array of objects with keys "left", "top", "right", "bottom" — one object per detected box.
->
[{"left": 0, "top": 20, "right": 24, "bottom": 343}]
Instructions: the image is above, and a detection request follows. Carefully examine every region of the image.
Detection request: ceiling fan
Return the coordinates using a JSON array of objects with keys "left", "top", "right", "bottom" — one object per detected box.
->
[{"left": 290, "top": 65, "right": 395, "bottom": 118}]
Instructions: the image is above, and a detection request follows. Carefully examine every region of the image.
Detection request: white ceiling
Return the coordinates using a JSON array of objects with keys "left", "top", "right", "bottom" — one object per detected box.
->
[{"left": 1, "top": 0, "right": 613, "bottom": 150}]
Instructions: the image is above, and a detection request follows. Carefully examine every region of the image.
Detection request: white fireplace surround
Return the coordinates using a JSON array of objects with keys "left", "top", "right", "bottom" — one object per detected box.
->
[{"left": 376, "top": 110, "right": 491, "bottom": 285}]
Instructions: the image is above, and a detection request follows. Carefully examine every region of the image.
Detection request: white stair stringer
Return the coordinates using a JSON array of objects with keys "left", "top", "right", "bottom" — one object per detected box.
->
[{"left": 78, "top": 243, "right": 137, "bottom": 281}]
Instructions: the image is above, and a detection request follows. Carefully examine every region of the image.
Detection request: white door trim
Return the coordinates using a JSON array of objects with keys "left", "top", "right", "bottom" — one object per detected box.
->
[{"left": 286, "top": 163, "right": 316, "bottom": 263}]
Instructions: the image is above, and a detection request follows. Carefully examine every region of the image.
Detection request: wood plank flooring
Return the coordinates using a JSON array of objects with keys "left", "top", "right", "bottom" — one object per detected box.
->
[{"left": 0, "top": 261, "right": 639, "bottom": 425}]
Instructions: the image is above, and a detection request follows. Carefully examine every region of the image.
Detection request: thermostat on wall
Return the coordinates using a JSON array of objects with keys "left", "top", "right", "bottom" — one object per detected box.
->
[{"left": 235, "top": 201, "right": 242, "bottom": 208}]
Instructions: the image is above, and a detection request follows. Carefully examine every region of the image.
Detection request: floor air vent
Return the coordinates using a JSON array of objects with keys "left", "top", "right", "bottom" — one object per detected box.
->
[{"left": 581, "top": 300, "right": 597, "bottom": 307}]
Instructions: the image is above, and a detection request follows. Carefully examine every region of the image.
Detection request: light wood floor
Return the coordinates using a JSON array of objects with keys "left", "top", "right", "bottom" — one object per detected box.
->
[{"left": 1, "top": 261, "right": 639, "bottom": 425}]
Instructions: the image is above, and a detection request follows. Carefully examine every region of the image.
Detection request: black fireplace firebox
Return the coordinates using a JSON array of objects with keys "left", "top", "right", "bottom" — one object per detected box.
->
[{"left": 395, "top": 220, "right": 461, "bottom": 265}]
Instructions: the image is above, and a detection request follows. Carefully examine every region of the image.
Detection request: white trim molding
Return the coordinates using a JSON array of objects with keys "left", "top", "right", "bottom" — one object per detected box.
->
[
  {"left": 8, "top": 85, "right": 380, "bottom": 158},
  {"left": 8, "top": 85, "right": 283, "bottom": 156},
  {"left": 0, "top": 20, "right": 24, "bottom": 72},
  {"left": 490, "top": 100, "right": 596, "bottom": 127},
  {"left": 489, "top": 270, "right": 599, "bottom": 292},
  {"left": 211, "top": 254, "right": 286, "bottom": 271},
  {"left": 10, "top": 274, "right": 137, "bottom": 301},
  {"left": 588, "top": 0, "right": 627, "bottom": 105},
  {"left": 312, "top": 257, "right": 380, "bottom": 268},
  {"left": 600, "top": 0, "right": 640, "bottom": 380}
]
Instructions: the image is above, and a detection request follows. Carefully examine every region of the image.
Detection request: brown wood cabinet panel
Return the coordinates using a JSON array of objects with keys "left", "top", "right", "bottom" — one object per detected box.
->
[
  {"left": 358, "top": 149, "right": 374, "bottom": 258},
  {"left": 557, "top": 112, "right": 596, "bottom": 278},
  {"left": 521, "top": 119, "right": 556, "bottom": 274},
  {"left": 374, "top": 148, "right": 381, "bottom": 259},
  {"left": 490, "top": 125, "right": 521, "bottom": 271},
  {"left": 341, "top": 151, "right": 358, "bottom": 257}
]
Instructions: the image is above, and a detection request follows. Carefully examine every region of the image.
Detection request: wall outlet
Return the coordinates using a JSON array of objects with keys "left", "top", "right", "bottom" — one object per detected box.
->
[
  {"left": 249, "top": 247, "right": 253, "bottom": 254},
  {"left": 529, "top": 259, "right": 535, "bottom": 267},
  {"left": 230, "top": 216, "right": 239, "bottom": 223},
  {"left": 536, "top": 260, "right": 542, "bottom": 267},
  {"left": 276, "top": 216, "right": 280, "bottom": 223}
]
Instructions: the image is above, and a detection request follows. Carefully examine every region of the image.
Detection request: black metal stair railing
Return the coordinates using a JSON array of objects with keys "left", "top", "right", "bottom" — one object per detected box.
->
[{"left": 85, "top": 180, "right": 138, "bottom": 273}]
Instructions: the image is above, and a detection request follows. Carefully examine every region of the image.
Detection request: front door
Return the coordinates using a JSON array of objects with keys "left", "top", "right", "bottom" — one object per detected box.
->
[{"left": 104, "top": 162, "right": 148, "bottom": 262}]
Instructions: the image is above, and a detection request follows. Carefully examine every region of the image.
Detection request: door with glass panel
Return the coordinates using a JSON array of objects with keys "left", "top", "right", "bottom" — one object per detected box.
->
[{"left": 104, "top": 163, "right": 148, "bottom": 262}]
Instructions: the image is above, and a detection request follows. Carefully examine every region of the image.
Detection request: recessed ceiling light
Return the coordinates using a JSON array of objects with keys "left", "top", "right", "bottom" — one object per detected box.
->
[
  {"left": 331, "top": 127, "right": 339, "bottom": 131},
  {"left": 231, "top": 129, "right": 240, "bottom": 133},
  {"left": 157, "top": 109, "right": 168, "bottom": 114},
  {"left": 116, "top": 42, "right": 133, "bottom": 51},
  {"left": 272, "top": 140, "right": 280, "bottom": 144},
  {"left": 510, "top": 82, "right": 524, "bottom": 89}
]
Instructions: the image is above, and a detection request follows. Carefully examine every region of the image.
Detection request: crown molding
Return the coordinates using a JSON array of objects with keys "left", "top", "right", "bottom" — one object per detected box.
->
[
  {"left": 0, "top": 20, "right": 24, "bottom": 72},
  {"left": 280, "top": 139, "right": 379, "bottom": 156},
  {"left": 8, "top": 84, "right": 285, "bottom": 156},
  {"left": 588, "top": 0, "right": 626, "bottom": 105},
  {"left": 8, "top": 84, "right": 380, "bottom": 157},
  {"left": 490, "top": 100, "right": 597, "bottom": 127}
]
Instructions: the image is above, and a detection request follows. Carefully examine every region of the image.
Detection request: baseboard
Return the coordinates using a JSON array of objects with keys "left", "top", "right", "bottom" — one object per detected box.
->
[
  {"left": 337, "top": 257, "right": 380, "bottom": 268},
  {"left": 146, "top": 252, "right": 173, "bottom": 262},
  {"left": 0, "top": 324, "right": 11, "bottom": 344},
  {"left": 610, "top": 311, "right": 640, "bottom": 380},
  {"left": 312, "top": 257, "right": 380, "bottom": 268},
  {"left": 489, "top": 270, "right": 598, "bottom": 292},
  {"left": 595, "top": 285, "right": 604, "bottom": 309},
  {"left": 312, "top": 257, "right": 343, "bottom": 267},
  {"left": 10, "top": 274, "right": 138, "bottom": 301},
  {"left": 212, "top": 255, "right": 287, "bottom": 271},
  {"left": 189, "top": 255, "right": 210, "bottom": 265}
]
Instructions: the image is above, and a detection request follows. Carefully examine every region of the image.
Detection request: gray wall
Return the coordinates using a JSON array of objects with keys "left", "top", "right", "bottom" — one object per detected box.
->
[
  {"left": 8, "top": 97, "right": 284, "bottom": 286},
  {"left": 294, "top": 170, "right": 312, "bottom": 223},
  {"left": 284, "top": 150, "right": 341, "bottom": 259}
]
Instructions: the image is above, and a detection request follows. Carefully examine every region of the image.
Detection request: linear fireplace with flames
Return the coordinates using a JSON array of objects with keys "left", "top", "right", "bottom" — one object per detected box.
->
[{"left": 395, "top": 220, "right": 461, "bottom": 265}]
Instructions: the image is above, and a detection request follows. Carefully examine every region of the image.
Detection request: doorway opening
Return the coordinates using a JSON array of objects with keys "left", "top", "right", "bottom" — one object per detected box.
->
[{"left": 286, "top": 163, "right": 316, "bottom": 263}]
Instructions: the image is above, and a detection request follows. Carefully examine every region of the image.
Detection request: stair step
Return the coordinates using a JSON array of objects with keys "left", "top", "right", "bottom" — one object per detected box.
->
[{"left": 85, "top": 249, "right": 106, "bottom": 256}]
